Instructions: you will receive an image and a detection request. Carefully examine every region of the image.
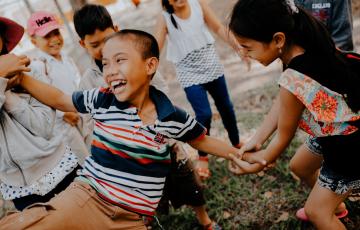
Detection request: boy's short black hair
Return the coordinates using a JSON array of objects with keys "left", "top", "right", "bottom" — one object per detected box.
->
[
  {"left": 73, "top": 4, "right": 114, "bottom": 39},
  {"left": 105, "top": 29, "right": 160, "bottom": 60}
]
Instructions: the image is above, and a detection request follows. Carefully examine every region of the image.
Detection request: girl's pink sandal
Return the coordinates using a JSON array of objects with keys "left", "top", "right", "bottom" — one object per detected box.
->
[{"left": 296, "top": 207, "right": 348, "bottom": 221}]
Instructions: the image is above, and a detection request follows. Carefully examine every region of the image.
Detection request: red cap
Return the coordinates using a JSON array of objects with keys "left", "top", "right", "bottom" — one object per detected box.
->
[{"left": 0, "top": 17, "right": 24, "bottom": 53}]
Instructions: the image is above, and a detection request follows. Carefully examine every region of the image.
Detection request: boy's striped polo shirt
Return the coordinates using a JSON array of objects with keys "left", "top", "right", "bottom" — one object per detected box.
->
[{"left": 72, "top": 86, "right": 206, "bottom": 216}]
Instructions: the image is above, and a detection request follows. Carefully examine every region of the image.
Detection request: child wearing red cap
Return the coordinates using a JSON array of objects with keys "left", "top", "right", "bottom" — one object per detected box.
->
[
  {"left": 0, "top": 17, "right": 81, "bottom": 211},
  {"left": 27, "top": 11, "right": 89, "bottom": 164}
]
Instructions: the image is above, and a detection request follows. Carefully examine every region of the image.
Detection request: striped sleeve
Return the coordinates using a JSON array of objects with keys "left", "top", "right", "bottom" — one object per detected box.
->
[
  {"left": 72, "top": 88, "right": 99, "bottom": 114},
  {"left": 170, "top": 106, "right": 206, "bottom": 142}
]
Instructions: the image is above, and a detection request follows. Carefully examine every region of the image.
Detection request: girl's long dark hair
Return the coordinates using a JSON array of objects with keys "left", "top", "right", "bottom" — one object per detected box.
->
[
  {"left": 229, "top": 0, "right": 360, "bottom": 112},
  {"left": 161, "top": 0, "right": 179, "bottom": 29},
  {"left": 229, "top": 0, "right": 335, "bottom": 57}
]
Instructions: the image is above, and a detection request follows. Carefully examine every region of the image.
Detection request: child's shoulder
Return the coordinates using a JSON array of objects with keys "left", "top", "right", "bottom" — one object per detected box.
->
[
  {"left": 161, "top": 104, "right": 191, "bottom": 123},
  {"left": 29, "top": 58, "right": 46, "bottom": 70}
]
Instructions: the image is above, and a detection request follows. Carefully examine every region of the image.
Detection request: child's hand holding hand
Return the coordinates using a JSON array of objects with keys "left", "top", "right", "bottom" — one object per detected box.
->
[
  {"left": 5, "top": 72, "right": 24, "bottom": 91},
  {"left": 0, "top": 54, "right": 31, "bottom": 78},
  {"left": 242, "top": 150, "right": 267, "bottom": 164},
  {"left": 228, "top": 149, "right": 267, "bottom": 175},
  {"left": 63, "top": 112, "right": 80, "bottom": 126},
  {"left": 237, "top": 138, "right": 262, "bottom": 159},
  {"left": 228, "top": 154, "right": 266, "bottom": 175}
]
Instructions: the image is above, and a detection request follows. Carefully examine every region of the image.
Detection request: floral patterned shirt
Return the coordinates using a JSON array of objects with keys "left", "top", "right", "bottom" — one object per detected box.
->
[{"left": 278, "top": 68, "right": 360, "bottom": 137}]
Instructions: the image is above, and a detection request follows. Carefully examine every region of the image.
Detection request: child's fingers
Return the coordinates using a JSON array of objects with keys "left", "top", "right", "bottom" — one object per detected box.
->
[
  {"left": 19, "top": 56, "right": 31, "bottom": 66},
  {"left": 19, "top": 66, "right": 31, "bottom": 72},
  {"left": 229, "top": 154, "right": 258, "bottom": 175},
  {"left": 227, "top": 160, "right": 240, "bottom": 173},
  {"left": 263, "top": 162, "right": 276, "bottom": 171},
  {"left": 4, "top": 66, "right": 31, "bottom": 78},
  {"left": 235, "top": 149, "right": 244, "bottom": 159},
  {"left": 5, "top": 74, "right": 23, "bottom": 90},
  {"left": 243, "top": 153, "right": 267, "bottom": 165},
  {"left": 17, "top": 55, "right": 28, "bottom": 59}
]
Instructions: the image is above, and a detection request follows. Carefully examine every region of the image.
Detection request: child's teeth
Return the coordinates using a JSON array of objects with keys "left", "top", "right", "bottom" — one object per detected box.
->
[{"left": 111, "top": 80, "right": 121, "bottom": 87}]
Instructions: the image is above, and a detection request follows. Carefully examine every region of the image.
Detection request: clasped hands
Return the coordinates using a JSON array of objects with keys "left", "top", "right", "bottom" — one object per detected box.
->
[{"left": 228, "top": 140, "right": 273, "bottom": 175}]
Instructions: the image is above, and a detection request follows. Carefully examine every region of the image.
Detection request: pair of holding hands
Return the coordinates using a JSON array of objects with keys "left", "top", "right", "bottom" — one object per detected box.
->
[
  {"left": 0, "top": 53, "right": 80, "bottom": 126},
  {"left": 228, "top": 140, "right": 273, "bottom": 175}
]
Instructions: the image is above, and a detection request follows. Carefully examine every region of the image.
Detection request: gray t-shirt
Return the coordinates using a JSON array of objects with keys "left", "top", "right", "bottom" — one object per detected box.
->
[{"left": 296, "top": 0, "right": 354, "bottom": 51}]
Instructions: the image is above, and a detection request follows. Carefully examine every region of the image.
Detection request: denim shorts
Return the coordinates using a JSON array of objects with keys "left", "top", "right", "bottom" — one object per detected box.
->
[
  {"left": 306, "top": 136, "right": 360, "bottom": 195},
  {"left": 305, "top": 136, "right": 323, "bottom": 156},
  {"left": 318, "top": 163, "right": 360, "bottom": 195}
]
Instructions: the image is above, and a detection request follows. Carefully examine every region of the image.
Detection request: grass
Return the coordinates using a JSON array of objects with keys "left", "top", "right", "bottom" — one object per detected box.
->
[{"left": 153, "top": 84, "right": 360, "bottom": 230}]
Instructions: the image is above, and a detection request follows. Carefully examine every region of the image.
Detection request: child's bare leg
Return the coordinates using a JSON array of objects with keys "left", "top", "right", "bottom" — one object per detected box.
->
[
  {"left": 304, "top": 182, "right": 348, "bottom": 230},
  {"left": 290, "top": 143, "right": 346, "bottom": 213},
  {"left": 289, "top": 143, "right": 322, "bottom": 187},
  {"left": 192, "top": 205, "right": 212, "bottom": 226}
]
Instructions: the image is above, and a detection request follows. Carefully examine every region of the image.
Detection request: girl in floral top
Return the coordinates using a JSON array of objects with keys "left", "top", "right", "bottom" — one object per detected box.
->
[{"left": 227, "top": 0, "right": 360, "bottom": 229}]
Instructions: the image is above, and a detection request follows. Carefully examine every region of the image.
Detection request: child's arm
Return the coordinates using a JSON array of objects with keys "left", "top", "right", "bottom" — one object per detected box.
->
[
  {"left": 258, "top": 88, "right": 304, "bottom": 163},
  {"left": 199, "top": 0, "right": 251, "bottom": 68},
  {"left": 20, "top": 73, "right": 77, "bottom": 112},
  {"left": 199, "top": 0, "right": 238, "bottom": 50},
  {"left": 239, "top": 95, "right": 280, "bottom": 156},
  {"left": 232, "top": 88, "right": 304, "bottom": 174},
  {"left": 189, "top": 135, "right": 266, "bottom": 165},
  {"left": 154, "top": 14, "right": 168, "bottom": 52},
  {"left": 188, "top": 135, "right": 238, "bottom": 160},
  {"left": 169, "top": 106, "right": 265, "bottom": 167}
]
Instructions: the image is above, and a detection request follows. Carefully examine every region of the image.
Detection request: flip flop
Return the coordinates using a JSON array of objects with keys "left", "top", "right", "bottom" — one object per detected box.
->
[{"left": 296, "top": 207, "right": 349, "bottom": 221}]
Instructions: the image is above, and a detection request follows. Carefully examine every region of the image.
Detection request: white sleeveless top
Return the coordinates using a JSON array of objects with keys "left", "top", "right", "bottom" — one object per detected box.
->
[{"left": 163, "top": 0, "right": 215, "bottom": 63}]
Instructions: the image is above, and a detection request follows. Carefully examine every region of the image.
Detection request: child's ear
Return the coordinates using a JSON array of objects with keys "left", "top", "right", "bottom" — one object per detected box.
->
[
  {"left": 114, "top": 25, "right": 119, "bottom": 32},
  {"left": 272, "top": 32, "right": 286, "bottom": 49},
  {"left": 79, "top": 39, "right": 85, "bottom": 48},
  {"left": 145, "top": 57, "right": 159, "bottom": 77}
]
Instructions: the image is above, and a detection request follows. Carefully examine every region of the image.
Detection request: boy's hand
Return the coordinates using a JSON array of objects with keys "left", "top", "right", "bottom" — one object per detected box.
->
[
  {"left": 237, "top": 139, "right": 262, "bottom": 159},
  {"left": 5, "top": 73, "right": 24, "bottom": 91},
  {"left": 0, "top": 54, "right": 31, "bottom": 78},
  {"left": 63, "top": 112, "right": 80, "bottom": 126},
  {"left": 228, "top": 155, "right": 266, "bottom": 175},
  {"left": 242, "top": 150, "right": 267, "bottom": 164}
]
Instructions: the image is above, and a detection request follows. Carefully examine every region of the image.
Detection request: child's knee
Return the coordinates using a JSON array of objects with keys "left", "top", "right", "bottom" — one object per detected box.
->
[
  {"left": 289, "top": 158, "right": 302, "bottom": 176},
  {"left": 289, "top": 157, "right": 314, "bottom": 178}
]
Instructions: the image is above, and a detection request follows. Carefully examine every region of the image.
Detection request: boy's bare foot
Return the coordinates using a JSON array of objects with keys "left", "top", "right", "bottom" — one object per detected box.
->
[{"left": 195, "top": 156, "right": 211, "bottom": 180}]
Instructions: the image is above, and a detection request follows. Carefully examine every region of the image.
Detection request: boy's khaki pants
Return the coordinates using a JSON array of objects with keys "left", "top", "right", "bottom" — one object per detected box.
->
[{"left": 0, "top": 181, "right": 146, "bottom": 230}]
